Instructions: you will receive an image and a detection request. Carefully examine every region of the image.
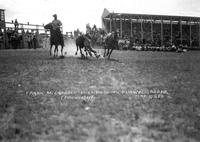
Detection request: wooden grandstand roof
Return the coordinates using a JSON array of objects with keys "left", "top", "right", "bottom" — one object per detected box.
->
[{"left": 102, "top": 8, "right": 200, "bottom": 22}]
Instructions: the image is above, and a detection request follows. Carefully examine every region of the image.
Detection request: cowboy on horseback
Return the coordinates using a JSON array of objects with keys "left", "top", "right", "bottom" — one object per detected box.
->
[
  {"left": 103, "top": 30, "right": 118, "bottom": 59},
  {"left": 44, "top": 14, "right": 65, "bottom": 57}
]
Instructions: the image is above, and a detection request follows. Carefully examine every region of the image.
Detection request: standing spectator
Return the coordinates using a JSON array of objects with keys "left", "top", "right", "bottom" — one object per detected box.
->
[
  {"left": 0, "top": 28, "right": 3, "bottom": 39},
  {"left": 14, "top": 19, "right": 19, "bottom": 31},
  {"left": 21, "top": 29, "right": 25, "bottom": 48},
  {"left": 33, "top": 35, "right": 37, "bottom": 49},
  {"left": 0, "top": 28, "right": 3, "bottom": 49},
  {"left": 27, "top": 34, "right": 32, "bottom": 49},
  {"left": 44, "top": 35, "right": 49, "bottom": 48},
  {"left": 26, "top": 30, "right": 29, "bottom": 34},
  {"left": 35, "top": 30, "right": 39, "bottom": 48}
]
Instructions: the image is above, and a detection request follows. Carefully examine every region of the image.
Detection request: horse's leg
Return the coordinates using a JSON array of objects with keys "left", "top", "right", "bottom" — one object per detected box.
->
[
  {"left": 50, "top": 45, "right": 53, "bottom": 56},
  {"left": 54, "top": 45, "right": 57, "bottom": 57},
  {"left": 87, "top": 46, "right": 96, "bottom": 53},
  {"left": 92, "top": 49, "right": 100, "bottom": 59},
  {"left": 107, "top": 48, "right": 110, "bottom": 56},
  {"left": 86, "top": 46, "right": 99, "bottom": 58},
  {"left": 103, "top": 45, "right": 107, "bottom": 57},
  {"left": 56, "top": 46, "right": 59, "bottom": 56},
  {"left": 75, "top": 44, "right": 79, "bottom": 55},
  {"left": 84, "top": 47, "right": 88, "bottom": 57},
  {"left": 87, "top": 48, "right": 93, "bottom": 57},
  {"left": 79, "top": 46, "right": 85, "bottom": 58},
  {"left": 61, "top": 45, "right": 64, "bottom": 56},
  {"left": 87, "top": 47, "right": 94, "bottom": 57},
  {"left": 57, "top": 46, "right": 59, "bottom": 56},
  {"left": 108, "top": 47, "right": 114, "bottom": 59}
]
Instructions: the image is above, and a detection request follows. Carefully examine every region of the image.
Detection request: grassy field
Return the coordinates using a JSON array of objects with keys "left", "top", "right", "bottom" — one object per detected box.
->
[{"left": 0, "top": 47, "right": 200, "bottom": 142}]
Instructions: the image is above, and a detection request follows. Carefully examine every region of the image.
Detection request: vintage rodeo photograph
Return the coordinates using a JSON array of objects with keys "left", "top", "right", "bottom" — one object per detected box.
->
[{"left": 0, "top": 0, "right": 200, "bottom": 141}]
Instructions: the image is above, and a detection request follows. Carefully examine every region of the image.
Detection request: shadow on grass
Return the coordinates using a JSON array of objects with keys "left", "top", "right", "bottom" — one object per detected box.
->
[
  {"left": 48, "top": 56, "right": 65, "bottom": 60},
  {"left": 108, "top": 58, "right": 122, "bottom": 63}
]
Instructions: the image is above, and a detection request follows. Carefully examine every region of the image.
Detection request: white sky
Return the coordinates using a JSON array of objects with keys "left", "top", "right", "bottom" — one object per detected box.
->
[{"left": 1, "top": 0, "right": 200, "bottom": 33}]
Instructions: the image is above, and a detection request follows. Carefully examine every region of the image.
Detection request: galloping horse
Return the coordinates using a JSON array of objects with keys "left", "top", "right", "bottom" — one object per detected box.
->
[
  {"left": 44, "top": 23, "right": 64, "bottom": 57},
  {"left": 75, "top": 34, "right": 100, "bottom": 59},
  {"left": 103, "top": 31, "right": 118, "bottom": 59}
]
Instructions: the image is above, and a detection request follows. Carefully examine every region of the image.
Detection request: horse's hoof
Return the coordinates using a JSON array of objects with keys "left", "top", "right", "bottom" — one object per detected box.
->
[
  {"left": 81, "top": 55, "right": 85, "bottom": 58},
  {"left": 96, "top": 55, "right": 100, "bottom": 59},
  {"left": 60, "top": 55, "right": 65, "bottom": 59}
]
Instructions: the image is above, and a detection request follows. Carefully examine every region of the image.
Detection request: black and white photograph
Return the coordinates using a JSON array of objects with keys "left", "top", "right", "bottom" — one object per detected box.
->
[{"left": 0, "top": 0, "right": 200, "bottom": 141}]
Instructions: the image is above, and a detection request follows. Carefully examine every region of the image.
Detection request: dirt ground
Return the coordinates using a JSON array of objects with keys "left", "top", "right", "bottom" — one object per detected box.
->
[{"left": 0, "top": 44, "right": 200, "bottom": 142}]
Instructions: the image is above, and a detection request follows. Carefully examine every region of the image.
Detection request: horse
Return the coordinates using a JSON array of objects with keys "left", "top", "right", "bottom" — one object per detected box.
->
[
  {"left": 102, "top": 31, "right": 118, "bottom": 59},
  {"left": 75, "top": 34, "right": 100, "bottom": 59},
  {"left": 44, "top": 23, "right": 64, "bottom": 57}
]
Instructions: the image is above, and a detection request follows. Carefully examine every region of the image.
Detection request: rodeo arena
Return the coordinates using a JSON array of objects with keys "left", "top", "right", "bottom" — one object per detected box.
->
[{"left": 1, "top": 8, "right": 200, "bottom": 142}]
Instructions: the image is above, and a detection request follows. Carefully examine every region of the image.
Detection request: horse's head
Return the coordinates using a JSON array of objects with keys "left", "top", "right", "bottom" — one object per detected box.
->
[
  {"left": 44, "top": 23, "right": 53, "bottom": 30},
  {"left": 106, "top": 32, "right": 117, "bottom": 41},
  {"left": 112, "top": 31, "right": 118, "bottom": 39}
]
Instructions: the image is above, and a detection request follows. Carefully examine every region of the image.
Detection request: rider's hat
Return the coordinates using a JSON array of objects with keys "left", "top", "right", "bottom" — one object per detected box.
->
[{"left": 53, "top": 14, "right": 57, "bottom": 17}]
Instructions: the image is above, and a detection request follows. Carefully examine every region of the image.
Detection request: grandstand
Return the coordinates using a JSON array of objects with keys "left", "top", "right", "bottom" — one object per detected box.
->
[{"left": 102, "top": 8, "right": 200, "bottom": 48}]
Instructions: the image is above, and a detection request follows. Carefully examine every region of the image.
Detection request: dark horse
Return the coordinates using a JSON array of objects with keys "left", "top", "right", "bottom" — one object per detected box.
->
[
  {"left": 44, "top": 23, "right": 64, "bottom": 57},
  {"left": 75, "top": 34, "right": 100, "bottom": 58},
  {"left": 103, "top": 31, "right": 118, "bottom": 59}
]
